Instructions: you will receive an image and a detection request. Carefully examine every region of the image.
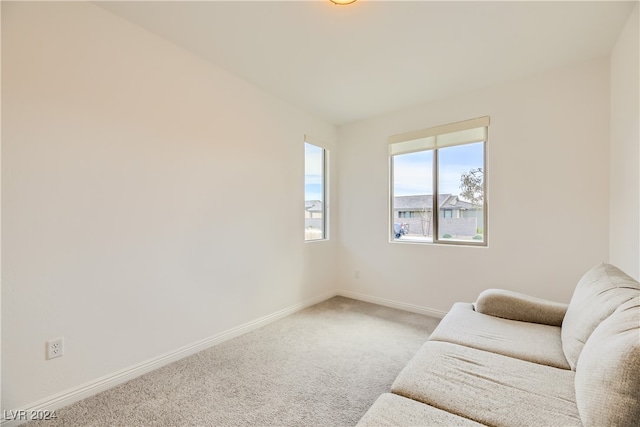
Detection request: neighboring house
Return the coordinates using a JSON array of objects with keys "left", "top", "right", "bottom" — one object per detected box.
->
[
  {"left": 305, "top": 200, "right": 323, "bottom": 219},
  {"left": 394, "top": 194, "right": 483, "bottom": 238},
  {"left": 394, "top": 194, "right": 479, "bottom": 218},
  {"left": 305, "top": 200, "right": 324, "bottom": 238}
]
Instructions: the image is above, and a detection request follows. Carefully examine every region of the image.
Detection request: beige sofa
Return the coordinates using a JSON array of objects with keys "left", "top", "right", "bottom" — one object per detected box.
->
[{"left": 357, "top": 263, "right": 640, "bottom": 427}]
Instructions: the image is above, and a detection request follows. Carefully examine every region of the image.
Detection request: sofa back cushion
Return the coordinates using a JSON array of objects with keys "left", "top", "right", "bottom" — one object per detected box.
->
[
  {"left": 561, "top": 263, "right": 639, "bottom": 370},
  {"left": 574, "top": 297, "right": 640, "bottom": 427}
]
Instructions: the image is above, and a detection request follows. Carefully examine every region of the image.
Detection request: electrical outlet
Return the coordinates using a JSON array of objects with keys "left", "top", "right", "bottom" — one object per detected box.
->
[
  {"left": 46, "top": 337, "right": 64, "bottom": 360},
  {"left": 355, "top": 270, "right": 360, "bottom": 279}
]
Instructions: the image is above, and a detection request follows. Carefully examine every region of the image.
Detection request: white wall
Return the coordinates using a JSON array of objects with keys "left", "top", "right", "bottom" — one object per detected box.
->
[
  {"left": 338, "top": 58, "right": 611, "bottom": 311},
  {"left": 610, "top": 4, "right": 639, "bottom": 280},
  {"left": 2, "top": 2, "right": 337, "bottom": 411}
]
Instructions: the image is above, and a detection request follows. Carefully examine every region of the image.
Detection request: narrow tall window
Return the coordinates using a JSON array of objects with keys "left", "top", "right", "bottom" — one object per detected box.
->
[
  {"left": 305, "top": 141, "right": 327, "bottom": 241},
  {"left": 390, "top": 117, "right": 489, "bottom": 245}
]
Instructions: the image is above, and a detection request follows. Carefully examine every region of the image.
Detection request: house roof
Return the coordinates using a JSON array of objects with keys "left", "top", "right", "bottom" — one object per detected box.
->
[
  {"left": 394, "top": 194, "right": 475, "bottom": 211},
  {"left": 305, "top": 200, "right": 323, "bottom": 213}
]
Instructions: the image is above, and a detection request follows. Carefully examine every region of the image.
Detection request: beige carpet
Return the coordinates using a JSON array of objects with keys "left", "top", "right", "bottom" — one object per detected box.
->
[{"left": 31, "top": 296, "right": 439, "bottom": 427}]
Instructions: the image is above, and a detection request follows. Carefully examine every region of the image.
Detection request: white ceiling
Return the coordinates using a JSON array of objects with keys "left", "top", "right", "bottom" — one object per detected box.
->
[{"left": 95, "top": 0, "right": 636, "bottom": 125}]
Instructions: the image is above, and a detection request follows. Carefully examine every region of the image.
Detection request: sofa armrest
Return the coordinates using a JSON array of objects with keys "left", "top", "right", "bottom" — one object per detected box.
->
[{"left": 474, "top": 289, "right": 568, "bottom": 326}]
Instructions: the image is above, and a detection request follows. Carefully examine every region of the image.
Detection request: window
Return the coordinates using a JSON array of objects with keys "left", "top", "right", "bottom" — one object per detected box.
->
[
  {"left": 305, "top": 139, "right": 327, "bottom": 241},
  {"left": 389, "top": 117, "right": 489, "bottom": 245}
]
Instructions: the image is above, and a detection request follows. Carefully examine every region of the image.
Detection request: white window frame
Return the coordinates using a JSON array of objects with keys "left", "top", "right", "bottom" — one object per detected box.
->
[
  {"left": 304, "top": 136, "right": 329, "bottom": 242},
  {"left": 389, "top": 117, "right": 489, "bottom": 246}
]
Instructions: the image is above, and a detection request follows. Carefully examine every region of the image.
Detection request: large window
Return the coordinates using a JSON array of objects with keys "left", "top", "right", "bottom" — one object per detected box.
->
[
  {"left": 305, "top": 140, "right": 327, "bottom": 241},
  {"left": 390, "top": 117, "right": 489, "bottom": 245}
]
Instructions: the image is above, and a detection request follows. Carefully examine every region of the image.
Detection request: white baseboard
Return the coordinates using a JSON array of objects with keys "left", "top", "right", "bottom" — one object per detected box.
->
[
  {"left": 1, "top": 291, "right": 337, "bottom": 427},
  {"left": 337, "top": 290, "right": 448, "bottom": 319}
]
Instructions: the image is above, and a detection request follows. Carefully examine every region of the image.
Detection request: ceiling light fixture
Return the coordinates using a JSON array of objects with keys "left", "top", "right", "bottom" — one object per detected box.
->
[{"left": 330, "top": 0, "right": 357, "bottom": 5}]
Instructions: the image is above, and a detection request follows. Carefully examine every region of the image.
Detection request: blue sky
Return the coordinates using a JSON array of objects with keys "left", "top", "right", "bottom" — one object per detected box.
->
[
  {"left": 305, "top": 143, "right": 324, "bottom": 201},
  {"left": 393, "top": 142, "right": 483, "bottom": 197},
  {"left": 304, "top": 142, "right": 483, "bottom": 201}
]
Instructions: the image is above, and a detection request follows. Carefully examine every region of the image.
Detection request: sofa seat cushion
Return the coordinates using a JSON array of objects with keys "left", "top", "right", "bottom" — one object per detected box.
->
[
  {"left": 392, "top": 341, "right": 581, "bottom": 427},
  {"left": 356, "top": 393, "right": 484, "bottom": 427},
  {"left": 562, "top": 263, "right": 640, "bottom": 370},
  {"left": 575, "top": 297, "right": 640, "bottom": 427},
  {"left": 428, "top": 302, "right": 570, "bottom": 369}
]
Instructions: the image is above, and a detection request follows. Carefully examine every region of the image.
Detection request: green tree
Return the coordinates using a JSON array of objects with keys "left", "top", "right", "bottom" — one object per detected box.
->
[{"left": 460, "top": 167, "right": 484, "bottom": 207}]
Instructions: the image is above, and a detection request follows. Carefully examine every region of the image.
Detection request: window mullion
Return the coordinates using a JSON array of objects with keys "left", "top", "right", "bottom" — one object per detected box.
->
[
  {"left": 322, "top": 148, "right": 327, "bottom": 239},
  {"left": 433, "top": 147, "right": 439, "bottom": 243}
]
